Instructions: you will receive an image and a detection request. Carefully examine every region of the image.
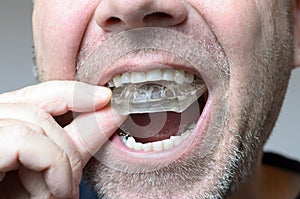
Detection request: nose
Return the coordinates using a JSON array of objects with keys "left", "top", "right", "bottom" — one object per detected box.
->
[{"left": 95, "top": 0, "right": 188, "bottom": 32}]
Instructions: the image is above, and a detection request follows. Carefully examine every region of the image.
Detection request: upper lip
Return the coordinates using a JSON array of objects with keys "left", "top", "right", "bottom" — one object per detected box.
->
[{"left": 76, "top": 27, "right": 228, "bottom": 89}]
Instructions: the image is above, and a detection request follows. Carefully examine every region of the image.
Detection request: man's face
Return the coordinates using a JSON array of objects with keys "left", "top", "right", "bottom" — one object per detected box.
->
[{"left": 33, "top": 0, "right": 294, "bottom": 198}]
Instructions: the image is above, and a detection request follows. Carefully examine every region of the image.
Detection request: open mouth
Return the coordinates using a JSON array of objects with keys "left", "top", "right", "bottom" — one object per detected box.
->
[
  {"left": 77, "top": 27, "right": 228, "bottom": 168},
  {"left": 107, "top": 67, "right": 208, "bottom": 152}
]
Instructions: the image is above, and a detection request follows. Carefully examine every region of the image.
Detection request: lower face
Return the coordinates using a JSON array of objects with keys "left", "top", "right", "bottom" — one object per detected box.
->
[{"left": 33, "top": 1, "right": 294, "bottom": 198}]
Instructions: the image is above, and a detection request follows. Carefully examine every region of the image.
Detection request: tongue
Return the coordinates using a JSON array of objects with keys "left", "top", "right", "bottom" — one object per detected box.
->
[
  {"left": 120, "top": 100, "right": 201, "bottom": 143},
  {"left": 128, "top": 112, "right": 181, "bottom": 143}
]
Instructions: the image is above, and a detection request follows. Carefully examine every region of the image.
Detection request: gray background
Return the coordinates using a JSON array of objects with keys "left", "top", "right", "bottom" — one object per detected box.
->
[{"left": 0, "top": 0, "right": 299, "bottom": 161}]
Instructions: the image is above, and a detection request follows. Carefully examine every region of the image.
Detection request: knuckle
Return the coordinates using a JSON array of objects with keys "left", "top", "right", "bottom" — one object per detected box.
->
[
  {"left": 34, "top": 107, "right": 53, "bottom": 124},
  {"left": 31, "top": 125, "right": 45, "bottom": 135},
  {"left": 14, "top": 86, "right": 33, "bottom": 103},
  {"left": 56, "top": 149, "right": 69, "bottom": 164},
  {"left": 0, "top": 123, "right": 37, "bottom": 142},
  {"left": 69, "top": 151, "right": 83, "bottom": 172},
  {"left": 0, "top": 118, "right": 46, "bottom": 137},
  {"left": 13, "top": 124, "right": 36, "bottom": 138},
  {"left": 57, "top": 149, "right": 82, "bottom": 174},
  {"left": 5, "top": 124, "right": 38, "bottom": 145},
  {"left": 0, "top": 89, "right": 23, "bottom": 103}
]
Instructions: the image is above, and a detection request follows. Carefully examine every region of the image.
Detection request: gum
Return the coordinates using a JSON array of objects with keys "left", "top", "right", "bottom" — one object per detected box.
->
[{"left": 111, "top": 78, "right": 207, "bottom": 115}]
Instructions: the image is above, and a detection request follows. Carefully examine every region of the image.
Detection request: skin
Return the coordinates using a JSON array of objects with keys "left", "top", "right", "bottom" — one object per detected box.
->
[{"left": 0, "top": 0, "right": 300, "bottom": 198}]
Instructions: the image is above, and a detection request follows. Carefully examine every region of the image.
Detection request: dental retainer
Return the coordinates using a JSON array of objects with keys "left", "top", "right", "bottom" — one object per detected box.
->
[{"left": 111, "top": 77, "right": 207, "bottom": 115}]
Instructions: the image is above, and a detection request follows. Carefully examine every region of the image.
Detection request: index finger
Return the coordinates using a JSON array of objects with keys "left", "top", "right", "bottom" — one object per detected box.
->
[{"left": 0, "top": 81, "right": 112, "bottom": 116}]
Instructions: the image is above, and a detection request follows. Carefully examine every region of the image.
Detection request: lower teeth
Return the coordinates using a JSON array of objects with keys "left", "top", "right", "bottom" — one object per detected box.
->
[{"left": 119, "top": 123, "right": 195, "bottom": 151}]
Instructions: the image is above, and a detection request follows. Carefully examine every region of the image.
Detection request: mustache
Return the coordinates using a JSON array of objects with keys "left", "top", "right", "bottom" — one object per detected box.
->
[{"left": 76, "top": 27, "right": 230, "bottom": 86}]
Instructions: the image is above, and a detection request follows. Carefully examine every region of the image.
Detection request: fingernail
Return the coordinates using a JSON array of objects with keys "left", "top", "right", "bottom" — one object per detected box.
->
[{"left": 95, "top": 87, "right": 112, "bottom": 100}]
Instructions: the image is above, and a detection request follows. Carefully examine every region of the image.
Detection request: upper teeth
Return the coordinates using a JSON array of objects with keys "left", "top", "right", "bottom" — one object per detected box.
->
[{"left": 108, "top": 68, "right": 195, "bottom": 88}]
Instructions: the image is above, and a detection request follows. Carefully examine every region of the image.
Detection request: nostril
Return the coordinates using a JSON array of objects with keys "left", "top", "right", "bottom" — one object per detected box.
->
[
  {"left": 96, "top": 0, "right": 188, "bottom": 31},
  {"left": 143, "top": 12, "right": 173, "bottom": 24},
  {"left": 105, "top": 16, "right": 123, "bottom": 26}
]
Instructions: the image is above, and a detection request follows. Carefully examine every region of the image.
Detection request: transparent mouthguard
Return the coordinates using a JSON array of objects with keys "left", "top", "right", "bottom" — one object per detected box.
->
[{"left": 111, "top": 77, "right": 207, "bottom": 115}]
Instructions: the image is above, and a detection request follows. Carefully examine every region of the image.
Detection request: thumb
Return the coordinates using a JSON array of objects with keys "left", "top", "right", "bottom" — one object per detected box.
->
[{"left": 64, "top": 106, "right": 126, "bottom": 166}]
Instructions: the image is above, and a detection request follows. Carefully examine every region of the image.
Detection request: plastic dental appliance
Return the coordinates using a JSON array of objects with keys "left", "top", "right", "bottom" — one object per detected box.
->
[{"left": 110, "top": 70, "right": 207, "bottom": 115}]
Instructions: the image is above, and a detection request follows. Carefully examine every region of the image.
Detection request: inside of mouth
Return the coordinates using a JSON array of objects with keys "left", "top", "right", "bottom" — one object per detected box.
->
[
  {"left": 108, "top": 69, "right": 208, "bottom": 146},
  {"left": 119, "top": 92, "right": 208, "bottom": 144}
]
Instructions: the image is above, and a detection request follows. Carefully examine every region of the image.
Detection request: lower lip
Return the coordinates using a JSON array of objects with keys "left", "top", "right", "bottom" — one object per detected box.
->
[{"left": 107, "top": 97, "right": 212, "bottom": 166}]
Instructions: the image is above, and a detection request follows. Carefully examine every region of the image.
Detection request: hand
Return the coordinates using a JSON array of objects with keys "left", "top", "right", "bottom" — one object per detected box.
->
[{"left": 0, "top": 81, "right": 125, "bottom": 199}]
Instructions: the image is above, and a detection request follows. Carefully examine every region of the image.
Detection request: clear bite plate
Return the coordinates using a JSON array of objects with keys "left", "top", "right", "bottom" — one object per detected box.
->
[{"left": 111, "top": 78, "right": 207, "bottom": 115}]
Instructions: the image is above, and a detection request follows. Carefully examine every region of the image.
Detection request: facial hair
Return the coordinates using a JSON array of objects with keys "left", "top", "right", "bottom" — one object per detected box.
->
[
  {"left": 83, "top": 35, "right": 293, "bottom": 199},
  {"left": 32, "top": 1, "right": 294, "bottom": 198}
]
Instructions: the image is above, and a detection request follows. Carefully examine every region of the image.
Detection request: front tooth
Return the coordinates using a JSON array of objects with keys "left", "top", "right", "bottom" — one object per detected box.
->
[
  {"left": 133, "top": 142, "right": 143, "bottom": 151},
  {"left": 120, "top": 136, "right": 127, "bottom": 143},
  {"left": 108, "top": 80, "right": 115, "bottom": 87},
  {"left": 126, "top": 137, "right": 136, "bottom": 149},
  {"left": 173, "top": 136, "right": 183, "bottom": 146},
  {"left": 146, "top": 69, "right": 162, "bottom": 82},
  {"left": 130, "top": 72, "right": 146, "bottom": 83},
  {"left": 181, "top": 131, "right": 190, "bottom": 139},
  {"left": 162, "top": 69, "right": 175, "bottom": 81},
  {"left": 113, "top": 75, "right": 122, "bottom": 87},
  {"left": 152, "top": 141, "right": 163, "bottom": 151},
  {"left": 121, "top": 72, "right": 131, "bottom": 84},
  {"left": 175, "top": 70, "right": 185, "bottom": 84},
  {"left": 170, "top": 135, "right": 179, "bottom": 140},
  {"left": 142, "top": 143, "right": 153, "bottom": 151},
  {"left": 162, "top": 139, "right": 174, "bottom": 150}
]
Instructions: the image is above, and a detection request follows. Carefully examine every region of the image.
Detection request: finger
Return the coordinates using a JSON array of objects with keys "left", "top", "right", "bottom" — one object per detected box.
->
[
  {"left": 65, "top": 106, "right": 126, "bottom": 166},
  {"left": 0, "top": 81, "right": 112, "bottom": 116},
  {"left": 0, "top": 118, "right": 45, "bottom": 135},
  {"left": 0, "top": 104, "right": 123, "bottom": 174},
  {"left": 18, "top": 166, "right": 51, "bottom": 198},
  {"left": 0, "top": 125, "right": 74, "bottom": 198},
  {"left": 0, "top": 105, "right": 83, "bottom": 185}
]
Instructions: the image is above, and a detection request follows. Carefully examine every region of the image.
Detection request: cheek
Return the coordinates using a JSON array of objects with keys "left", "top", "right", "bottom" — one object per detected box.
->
[
  {"left": 196, "top": 1, "right": 263, "bottom": 62},
  {"left": 189, "top": 0, "right": 269, "bottom": 116},
  {"left": 33, "top": 0, "right": 99, "bottom": 80},
  {"left": 191, "top": 0, "right": 266, "bottom": 89}
]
